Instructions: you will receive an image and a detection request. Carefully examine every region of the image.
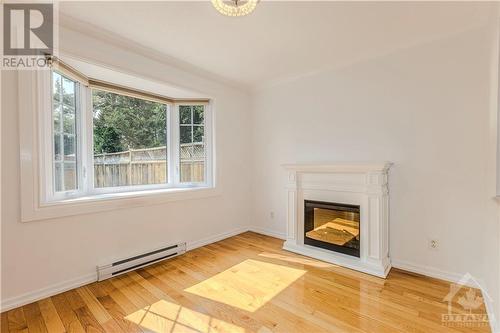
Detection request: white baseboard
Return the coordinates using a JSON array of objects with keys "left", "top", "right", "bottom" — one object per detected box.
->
[
  {"left": 251, "top": 233, "right": 500, "bottom": 330},
  {"left": 4, "top": 228, "right": 495, "bottom": 333},
  {"left": 1, "top": 272, "right": 97, "bottom": 313},
  {"left": 248, "top": 226, "right": 286, "bottom": 240},
  {"left": 392, "top": 259, "right": 474, "bottom": 286},
  {"left": 392, "top": 259, "right": 497, "bottom": 332},
  {"left": 186, "top": 226, "right": 249, "bottom": 251},
  {"left": 0, "top": 226, "right": 248, "bottom": 312},
  {"left": 0, "top": 225, "right": 283, "bottom": 312}
]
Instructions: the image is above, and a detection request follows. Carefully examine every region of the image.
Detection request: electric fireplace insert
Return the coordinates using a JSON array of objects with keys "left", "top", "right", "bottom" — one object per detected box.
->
[{"left": 304, "top": 200, "right": 360, "bottom": 257}]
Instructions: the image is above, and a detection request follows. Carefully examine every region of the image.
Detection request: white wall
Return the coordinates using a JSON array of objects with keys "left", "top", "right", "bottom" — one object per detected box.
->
[
  {"left": 2, "top": 10, "right": 500, "bottom": 330},
  {"left": 1, "top": 25, "right": 252, "bottom": 306},
  {"left": 250, "top": 25, "right": 500, "bottom": 325}
]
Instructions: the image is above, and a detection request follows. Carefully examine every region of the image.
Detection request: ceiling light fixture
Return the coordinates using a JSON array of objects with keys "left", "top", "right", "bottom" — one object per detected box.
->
[{"left": 211, "top": 0, "right": 258, "bottom": 17}]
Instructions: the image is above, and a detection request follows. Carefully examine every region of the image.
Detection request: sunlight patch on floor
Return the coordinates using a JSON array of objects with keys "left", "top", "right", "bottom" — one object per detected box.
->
[
  {"left": 258, "top": 252, "right": 335, "bottom": 268},
  {"left": 125, "top": 299, "right": 245, "bottom": 333},
  {"left": 184, "top": 259, "right": 306, "bottom": 312}
]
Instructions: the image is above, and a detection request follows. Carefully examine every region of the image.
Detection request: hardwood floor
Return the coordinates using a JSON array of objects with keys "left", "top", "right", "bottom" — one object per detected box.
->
[{"left": 1, "top": 232, "right": 491, "bottom": 333}]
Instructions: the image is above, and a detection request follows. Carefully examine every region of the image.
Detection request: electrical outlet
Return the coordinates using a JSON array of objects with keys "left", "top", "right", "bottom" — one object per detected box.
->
[
  {"left": 429, "top": 239, "right": 439, "bottom": 250},
  {"left": 270, "top": 211, "right": 275, "bottom": 219}
]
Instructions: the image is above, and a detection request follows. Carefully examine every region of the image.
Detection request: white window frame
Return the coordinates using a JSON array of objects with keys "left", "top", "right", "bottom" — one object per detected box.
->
[
  {"left": 83, "top": 94, "right": 175, "bottom": 197},
  {"left": 40, "top": 70, "right": 87, "bottom": 202},
  {"left": 172, "top": 103, "right": 213, "bottom": 188},
  {"left": 19, "top": 69, "right": 218, "bottom": 222}
]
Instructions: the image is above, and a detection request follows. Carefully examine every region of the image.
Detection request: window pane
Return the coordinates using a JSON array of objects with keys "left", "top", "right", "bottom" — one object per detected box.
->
[
  {"left": 52, "top": 71, "right": 78, "bottom": 193},
  {"left": 64, "top": 134, "right": 76, "bottom": 160},
  {"left": 62, "top": 77, "right": 75, "bottom": 107},
  {"left": 53, "top": 103, "right": 61, "bottom": 130},
  {"left": 63, "top": 106, "right": 76, "bottom": 134},
  {"left": 193, "top": 143, "right": 206, "bottom": 161},
  {"left": 53, "top": 74, "right": 61, "bottom": 104},
  {"left": 54, "top": 133, "right": 62, "bottom": 161},
  {"left": 54, "top": 162, "right": 62, "bottom": 192},
  {"left": 180, "top": 126, "right": 192, "bottom": 144},
  {"left": 92, "top": 89, "right": 168, "bottom": 188},
  {"left": 180, "top": 144, "right": 205, "bottom": 183},
  {"left": 179, "top": 106, "right": 192, "bottom": 124},
  {"left": 193, "top": 126, "right": 204, "bottom": 143},
  {"left": 179, "top": 105, "right": 205, "bottom": 183},
  {"left": 193, "top": 105, "right": 204, "bottom": 124},
  {"left": 63, "top": 163, "right": 77, "bottom": 190}
]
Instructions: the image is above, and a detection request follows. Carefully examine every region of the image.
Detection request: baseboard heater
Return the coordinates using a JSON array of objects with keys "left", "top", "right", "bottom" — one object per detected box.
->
[{"left": 97, "top": 242, "right": 186, "bottom": 281}]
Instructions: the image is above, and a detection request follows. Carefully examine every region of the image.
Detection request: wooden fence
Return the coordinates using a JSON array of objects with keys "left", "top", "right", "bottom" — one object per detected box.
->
[{"left": 94, "top": 144, "right": 204, "bottom": 187}]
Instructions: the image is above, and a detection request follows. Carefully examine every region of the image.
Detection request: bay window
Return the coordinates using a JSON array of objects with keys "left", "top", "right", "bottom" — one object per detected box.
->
[{"left": 43, "top": 62, "right": 213, "bottom": 204}]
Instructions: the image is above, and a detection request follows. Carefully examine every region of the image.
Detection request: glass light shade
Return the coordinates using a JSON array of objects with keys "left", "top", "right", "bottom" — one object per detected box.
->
[{"left": 211, "top": 0, "right": 258, "bottom": 17}]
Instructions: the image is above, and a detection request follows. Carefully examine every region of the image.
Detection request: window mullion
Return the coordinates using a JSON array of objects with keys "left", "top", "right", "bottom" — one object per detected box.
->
[
  {"left": 77, "top": 84, "right": 87, "bottom": 195},
  {"left": 167, "top": 104, "right": 174, "bottom": 185},
  {"left": 42, "top": 70, "right": 55, "bottom": 202},
  {"left": 191, "top": 106, "right": 194, "bottom": 144},
  {"left": 205, "top": 103, "right": 212, "bottom": 187},
  {"left": 59, "top": 83, "right": 65, "bottom": 192},
  {"left": 173, "top": 104, "right": 181, "bottom": 186},
  {"left": 85, "top": 87, "right": 94, "bottom": 195},
  {"left": 191, "top": 108, "right": 195, "bottom": 183}
]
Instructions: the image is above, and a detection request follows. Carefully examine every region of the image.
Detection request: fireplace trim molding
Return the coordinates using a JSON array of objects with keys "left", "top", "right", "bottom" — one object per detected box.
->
[{"left": 282, "top": 162, "right": 392, "bottom": 278}]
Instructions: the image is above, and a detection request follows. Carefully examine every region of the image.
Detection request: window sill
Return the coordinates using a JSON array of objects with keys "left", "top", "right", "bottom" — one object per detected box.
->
[{"left": 22, "top": 186, "right": 220, "bottom": 222}]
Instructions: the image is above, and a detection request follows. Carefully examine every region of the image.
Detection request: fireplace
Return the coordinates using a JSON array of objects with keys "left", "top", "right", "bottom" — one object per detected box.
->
[
  {"left": 283, "top": 163, "right": 391, "bottom": 277},
  {"left": 304, "top": 200, "right": 360, "bottom": 257}
]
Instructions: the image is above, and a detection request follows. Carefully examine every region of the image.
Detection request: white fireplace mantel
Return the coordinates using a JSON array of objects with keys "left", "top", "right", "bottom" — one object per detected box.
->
[{"left": 282, "top": 162, "right": 392, "bottom": 278}]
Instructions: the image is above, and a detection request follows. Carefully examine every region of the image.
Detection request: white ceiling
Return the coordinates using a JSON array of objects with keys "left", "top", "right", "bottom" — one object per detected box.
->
[{"left": 59, "top": 1, "right": 496, "bottom": 90}]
